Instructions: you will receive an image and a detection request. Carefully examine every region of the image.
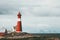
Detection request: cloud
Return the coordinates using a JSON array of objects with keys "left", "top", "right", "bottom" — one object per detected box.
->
[
  {"left": 0, "top": 0, "right": 20, "bottom": 15},
  {"left": 0, "top": 0, "right": 60, "bottom": 16},
  {"left": 20, "top": 0, "right": 60, "bottom": 16},
  {"left": 0, "top": 0, "right": 60, "bottom": 33},
  {"left": 0, "top": 6, "right": 19, "bottom": 15},
  {"left": 22, "top": 16, "right": 60, "bottom": 33}
]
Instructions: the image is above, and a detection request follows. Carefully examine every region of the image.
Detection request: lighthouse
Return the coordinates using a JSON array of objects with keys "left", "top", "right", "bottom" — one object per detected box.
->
[{"left": 16, "top": 12, "right": 22, "bottom": 33}]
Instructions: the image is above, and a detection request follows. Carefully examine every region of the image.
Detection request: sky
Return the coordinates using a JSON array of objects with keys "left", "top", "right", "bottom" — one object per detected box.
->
[{"left": 0, "top": 0, "right": 60, "bottom": 33}]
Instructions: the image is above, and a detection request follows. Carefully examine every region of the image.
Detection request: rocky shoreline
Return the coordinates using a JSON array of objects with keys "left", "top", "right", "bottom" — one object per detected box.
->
[{"left": 0, "top": 33, "right": 60, "bottom": 40}]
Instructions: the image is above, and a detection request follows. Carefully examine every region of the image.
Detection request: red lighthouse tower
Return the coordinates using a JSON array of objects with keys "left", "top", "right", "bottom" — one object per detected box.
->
[{"left": 16, "top": 12, "right": 22, "bottom": 33}]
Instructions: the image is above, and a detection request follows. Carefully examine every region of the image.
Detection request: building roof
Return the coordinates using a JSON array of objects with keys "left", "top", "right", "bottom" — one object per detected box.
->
[{"left": 0, "top": 32, "right": 5, "bottom": 36}]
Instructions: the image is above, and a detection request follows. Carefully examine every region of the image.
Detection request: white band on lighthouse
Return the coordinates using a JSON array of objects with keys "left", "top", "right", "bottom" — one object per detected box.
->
[{"left": 18, "top": 18, "right": 21, "bottom": 21}]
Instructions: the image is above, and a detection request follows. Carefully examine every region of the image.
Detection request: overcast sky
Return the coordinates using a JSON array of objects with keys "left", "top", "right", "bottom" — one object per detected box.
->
[{"left": 0, "top": 0, "right": 60, "bottom": 33}]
